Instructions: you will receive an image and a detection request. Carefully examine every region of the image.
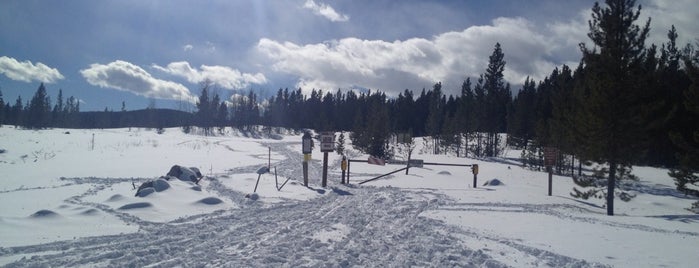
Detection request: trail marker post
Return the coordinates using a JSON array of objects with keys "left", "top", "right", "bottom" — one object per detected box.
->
[
  {"left": 471, "top": 164, "right": 479, "bottom": 188},
  {"left": 302, "top": 132, "right": 312, "bottom": 187},
  {"left": 544, "top": 147, "right": 558, "bottom": 196},
  {"left": 320, "top": 132, "right": 335, "bottom": 187},
  {"left": 341, "top": 156, "right": 347, "bottom": 184}
]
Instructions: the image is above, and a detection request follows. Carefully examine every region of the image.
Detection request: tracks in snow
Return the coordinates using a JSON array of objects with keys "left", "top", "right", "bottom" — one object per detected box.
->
[{"left": 2, "top": 140, "right": 608, "bottom": 267}]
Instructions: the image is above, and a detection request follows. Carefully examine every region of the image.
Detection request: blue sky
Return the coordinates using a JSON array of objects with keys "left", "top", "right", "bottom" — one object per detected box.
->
[{"left": 1, "top": 0, "right": 696, "bottom": 111}]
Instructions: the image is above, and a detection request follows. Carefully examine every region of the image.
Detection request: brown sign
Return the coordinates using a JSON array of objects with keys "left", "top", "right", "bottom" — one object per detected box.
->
[{"left": 543, "top": 147, "right": 558, "bottom": 167}]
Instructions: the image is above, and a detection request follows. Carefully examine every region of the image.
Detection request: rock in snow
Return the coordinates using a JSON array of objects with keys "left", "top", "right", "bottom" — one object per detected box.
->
[
  {"left": 153, "top": 178, "right": 171, "bottom": 192},
  {"left": 136, "top": 187, "right": 155, "bottom": 197},
  {"left": 167, "top": 165, "right": 202, "bottom": 183},
  {"left": 483, "top": 178, "right": 504, "bottom": 186}
]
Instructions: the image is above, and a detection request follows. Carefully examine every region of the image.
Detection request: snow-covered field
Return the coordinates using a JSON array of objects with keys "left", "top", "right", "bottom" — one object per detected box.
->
[{"left": 0, "top": 126, "right": 697, "bottom": 267}]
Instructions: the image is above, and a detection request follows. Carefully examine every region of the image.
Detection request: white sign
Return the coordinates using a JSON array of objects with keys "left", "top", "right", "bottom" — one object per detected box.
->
[{"left": 320, "top": 132, "right": 335, "bottom": 152}]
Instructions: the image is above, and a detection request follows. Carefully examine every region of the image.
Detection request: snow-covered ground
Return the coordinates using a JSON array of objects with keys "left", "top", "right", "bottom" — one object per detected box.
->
[{"left": 0, "top": 126, "right": 697, "bottom": 267}]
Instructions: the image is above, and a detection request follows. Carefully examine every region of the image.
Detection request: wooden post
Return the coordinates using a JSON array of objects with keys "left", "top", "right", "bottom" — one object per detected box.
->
[
  {"left": 254, "top": 173, "right": 262, "bottom": 193},
  {"left": 268, "top": 147, "right": 271, "bottom": 170},
  {"left": 303, "top": 160, "right": 309, "bottom": 187},
  {"left": 322, "top": 152, "right": 329, "bottom": 187},
  {"left": 405, "top": 150, "right": 411, "bottom": 175},
  {"left": 548, "top": 166, "right": 553, "bottom": 196},
  {"left": 347, "top": 160, "right": 351, "bottom": 184},
  {"left": 472, "top": 164, "right": 478, "bottom": 188},
  {"left": 341, "top": 156, "right": 347, "bottom": 184}
]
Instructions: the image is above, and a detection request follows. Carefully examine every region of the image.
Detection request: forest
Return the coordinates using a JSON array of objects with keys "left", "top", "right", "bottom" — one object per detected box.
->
[{"left": 0, "top": 0, "right": 696, "bottom": 214}]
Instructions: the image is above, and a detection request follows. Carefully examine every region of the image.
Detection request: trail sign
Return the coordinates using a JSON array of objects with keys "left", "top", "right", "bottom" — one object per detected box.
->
[
  {"left": 302, "top": 132, "right": 313, "bottom": 154},
  {"left": 544, "top": 147, "right": 558, "bottom": 167},
  {"left": 320, "top": 132, "right": 335, "bottom": 153},
  {"left": 397, "top": 133, "right": 412, "bottom": 144}
]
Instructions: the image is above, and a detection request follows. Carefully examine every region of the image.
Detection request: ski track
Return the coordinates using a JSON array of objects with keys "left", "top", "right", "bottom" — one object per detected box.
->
[{"left": 1, "top": 141, "right": 611, "bottom": 267}]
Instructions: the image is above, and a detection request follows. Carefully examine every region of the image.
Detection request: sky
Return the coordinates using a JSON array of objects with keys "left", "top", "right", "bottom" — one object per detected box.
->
[{"left": 1, "top": 0, "right": 697, "bottom": 111}]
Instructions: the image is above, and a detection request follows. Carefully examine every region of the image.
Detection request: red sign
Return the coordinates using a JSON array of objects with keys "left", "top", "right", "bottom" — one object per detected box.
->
[{"left": 543, "top": 147, "right": 558, "bottom": 167}]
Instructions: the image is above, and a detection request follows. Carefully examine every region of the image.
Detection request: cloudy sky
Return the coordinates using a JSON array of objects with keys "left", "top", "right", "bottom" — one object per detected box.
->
[{"left": 1, "top": 0, "right": 696, "bottom": 111}]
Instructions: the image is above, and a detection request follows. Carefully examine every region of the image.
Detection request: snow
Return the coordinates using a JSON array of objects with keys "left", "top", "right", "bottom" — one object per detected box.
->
[{"left": 0, "top": 125, "right": 698, "bottom": 267}]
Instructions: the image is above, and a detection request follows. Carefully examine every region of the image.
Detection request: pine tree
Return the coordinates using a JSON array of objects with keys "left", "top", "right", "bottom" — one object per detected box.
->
[
  {"left": 482, "top": 43, "right": 510, "bottom": 157},
  {"left": 426, "top": 82, "right": 444, "bottom": 154},
  {"left": 196, "top": 82, "right": 213, "bottom": 135},
  {"left": 12, "top": 96, "right": 24, "bottom": 127},
  {"left": 573, "top": 0, "right": 650, "bottom": 215},
  {"left": 27, "top": 83, "right": 51, "bottom": 129},
  {"left": 508, "top": 77, "right": 537, "bottom": 149},
  {"left": 0, "top": 88, "right": 5, "bottom": 126},
  {"left": 669, "top": 42, "right": 699, "bottom": 210},
  {"left": 336, "top": 131, "right": 346, "bottom": 156}
]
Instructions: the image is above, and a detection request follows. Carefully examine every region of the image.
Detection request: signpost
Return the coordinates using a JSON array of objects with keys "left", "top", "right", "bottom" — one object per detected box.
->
[
  {"left": 472, "top": 164, "right": 478, "bottom": 188},
  {"left": 320, "top": 132, "right": 335, "bottom": 187},
  {"left": 544, "top": 147, "right": 558, "bottom": 196},
  {"left": 341, "top": 156, "right": 347, "bottom": 184},
  {"left": 302, "top": 132, "right": 312, "bottom": 187}
]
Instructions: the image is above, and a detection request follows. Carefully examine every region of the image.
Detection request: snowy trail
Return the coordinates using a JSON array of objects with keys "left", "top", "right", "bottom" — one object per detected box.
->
[
  {"left": 3, "top": 187, "right": 502, "bottom": 266},
  {"left": 1, "top": 139, "right": 611, "bottom": 267}
]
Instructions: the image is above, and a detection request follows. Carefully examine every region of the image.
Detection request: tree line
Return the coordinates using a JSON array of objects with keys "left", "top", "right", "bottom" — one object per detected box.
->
[{"left": 0, "top": 83, "right": 192, "bottom": 130}]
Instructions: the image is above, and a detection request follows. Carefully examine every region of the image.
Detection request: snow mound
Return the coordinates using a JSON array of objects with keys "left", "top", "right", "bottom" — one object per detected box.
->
[
  {"left": 30, "top": 209, "right": 59, "bottom": 218},
  {"left": 245, "top": 193, "right": 260, "bottom": 201},
  {"left": 153, "top": 178, "right": 170, "bottom": 192},
  {"left": 190, "top": 185, "right": 202, "bottom": 191},
  {"left": 195, "top": 197, "right": 223, "bottom": 205},
  {"left": 80, "top": 208, "right": 101, "bottom": 216},
  {"left": 106, "top": 194, "right": 125, "bottom": 202},
  {"left": 136, "top": 187, "right": 155, "bottom": 197},
  {"left": 118, "top": 202, "right": 153, "bottom": 210},
  {"left": 438, "top": 170, "right": 452, "bottom": 175},
  {"left": 167, "top": 165, "right": 202, "bottom": 183},
  {"left": 483, "top": 179, "right": 504, "bottom": 186}
]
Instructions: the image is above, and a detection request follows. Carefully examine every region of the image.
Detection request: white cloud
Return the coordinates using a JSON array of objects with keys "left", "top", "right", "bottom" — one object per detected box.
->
[
  {"left": 303, "top": 0, "right": 349, "bottom": 22},
  {"left": 183, "top": 44, "right": 194, "bottom": 51},
  {"left": 257, "top": 17, "right": 573, "bottom": 95},
  {"left": 0, "top": 56, "right": 64, "bottom": 83},
  {"left": 80, "top": 60, "right": 196, "bottom": 103},
  {"left": 642, "top": 0, "right": 699, "bottom": 47},
  {"left": 153, "top": 61, "right": 267, "bottom": 90}
]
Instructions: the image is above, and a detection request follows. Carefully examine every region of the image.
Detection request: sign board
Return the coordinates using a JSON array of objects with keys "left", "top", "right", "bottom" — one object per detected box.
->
[
  {"left": 397, "top": 133, "right": 412, "bottom": 144},
  {"left": 320, "top": 132, "right": 335, "bottom": 152},
  {"left": 302, "top": 132, "right": 313, "bottom": 154},
  {"left": 543, "top": 147, "right": 558, "bottom": 167},
  {"left": 408, "top": 159, "right": 424, "bottom": 168},
  {"left": 368, "top": 156, "right": 386, "bottom": 165}
]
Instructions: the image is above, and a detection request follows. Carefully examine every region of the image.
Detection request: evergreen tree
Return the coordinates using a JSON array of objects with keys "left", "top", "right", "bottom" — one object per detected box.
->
[
  {"left": 573, "top": 0, "right": 650, "bottom": 216},
  {"left": 196, "top": 82, "right": 213, "bottom": 135},
  {"left": 508, "top": 77, "right": 537, "bottom": 149},
  {"left": 0, "top": 88, "right": 4, "bottom": 126},
  {"left": 216, "top": 101, "right": 228, "bottom": 133},
  {"left": 426, "top": 82, "right": 444, "bottom": 154},
  {"left": 27, "top": 83, "right": 51, "bottom": 129},
  {"left": 336, "top": 131, "right": 346, "bottom": 156},
  {"left": 12, "top": 96, "right": 23, "bottom": 127},
  {"left": 669, "top": 43, "right": 699, "bottom": 210},
  {"left": 482, "top": 43, "right": 510, "bottom": 157},
  {"left": 52, "top": 89, "right": 64, "bottom": 127},
  {"left": 455, "top": 78, "right": 475, "bottom": 157}
]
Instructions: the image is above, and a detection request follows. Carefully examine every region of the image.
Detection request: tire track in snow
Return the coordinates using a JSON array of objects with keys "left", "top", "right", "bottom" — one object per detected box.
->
[{"left": 1, "top": 140, "right": 602, "bottom": 267}]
